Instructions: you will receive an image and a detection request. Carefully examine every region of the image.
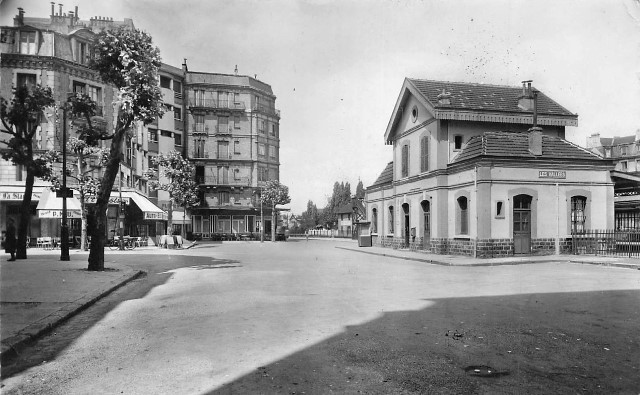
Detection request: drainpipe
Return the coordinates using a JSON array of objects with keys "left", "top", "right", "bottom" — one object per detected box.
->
[
  {"left": 556, "top": 183, "right": 560, "bottom": 255},
  {"left": 474, "top": 165, "right": 478, "bottom": 258}
]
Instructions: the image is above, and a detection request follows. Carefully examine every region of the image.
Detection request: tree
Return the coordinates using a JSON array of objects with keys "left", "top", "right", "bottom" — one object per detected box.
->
[
  {"left": 355, "top": 179, "right": 365, "bottom": 199},
  {"left": 301, "top": 200, "right": 319, "bottom": 231},
  {"left": 322, "top": 181, "right": 352, "bottom": 229},
  {"left": 260, "top": 180, "right": 291, "bottom": 242},
  {"left": 0, "top": 85, "right": 56, "bottom": 259},
  {"left": 86, "top": 27, "right": 164, "bottom": 271},
  {"left": 44, "top": 94, "right": 109, "bottom": 251},
  {"left": 146, "top": 151, "right": 199, "bottom": 238}
]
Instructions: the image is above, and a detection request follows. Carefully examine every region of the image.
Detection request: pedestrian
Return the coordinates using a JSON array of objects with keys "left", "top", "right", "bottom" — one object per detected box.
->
[
  {"left": 5, "top": 218, "right": 17, "bottom": 261},
  {"left": 305, "top": 230, "right": 309, "bottom": 242}
]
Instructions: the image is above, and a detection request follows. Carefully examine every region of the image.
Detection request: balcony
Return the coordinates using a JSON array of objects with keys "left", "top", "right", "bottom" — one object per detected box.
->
[
  {"left": 188, "top": 98, "right": 246, "bottom": 111},
  {"left": 195, "top": 175, "right": 251, "bottom": 187},
  {"left": 190, "top": 149, "right": 235, "bottom": 161},
  {"left": 253, "top": 103, "right": 280, "bottom": 118}
]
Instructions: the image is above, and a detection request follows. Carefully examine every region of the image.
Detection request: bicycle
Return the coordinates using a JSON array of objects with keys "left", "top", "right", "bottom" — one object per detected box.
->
[{"left": 108, "top": 237, "right": 137, "bottom": 250}]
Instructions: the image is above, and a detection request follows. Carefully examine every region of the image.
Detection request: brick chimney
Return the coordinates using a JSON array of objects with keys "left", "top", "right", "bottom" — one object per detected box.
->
[
  {"left": 436, "top": 88, "right": 452, "bottom": 105},
  {"left": 528, "top": 128, "right": 543, "bottom": 156},
  {"left": 586, "top": 133, "right": 601, "bottom": 149},
  {"left": 15, "top": 7, "right": 25, "bottom": 25},
  {"left": 518, "top": 80, "right": 534, "bottom": 111}
]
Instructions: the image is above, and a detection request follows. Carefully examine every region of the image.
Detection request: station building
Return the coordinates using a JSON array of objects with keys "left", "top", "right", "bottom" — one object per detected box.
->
[{"left": 365, "top": 78, "right": 614, "bottom": 257}]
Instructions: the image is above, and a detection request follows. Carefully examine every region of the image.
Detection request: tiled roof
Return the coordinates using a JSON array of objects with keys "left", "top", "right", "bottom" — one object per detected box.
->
[
  {"left": 408, "top": 79, "right": 576, "bottom": 117},
  {"left": 611, "top": 136, "right": 635, "bottom": 146},
  {"left": 452, "top": 131, "right": 602, "bottom": 163},
  {"left": 369, "top": 162, "right": 393, "bottom": 188},
  {"left": 335, "top": 203, "right": 354, "bottom": 214}
]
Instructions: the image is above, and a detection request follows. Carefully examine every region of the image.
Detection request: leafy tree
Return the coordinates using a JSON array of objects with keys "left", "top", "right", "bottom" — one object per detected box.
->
[
  {"left": 145, "top": 151, "right": 199, "bottom": 238},
  {"left": 323, "top": 181, "right": 352, "bottom": 229},
  {"left": 44, "top": 93, "right": 109, "bottom": 251},
  {"left": 0, "top": 85, "right": 56, "bottom": 259},
  {"left": 260, "top": 180, "right": 291, "bottom": 242},
  {"left": 86, "top": 26, "right": 164, "bottom": 271},
  {"left": 301, "top": 200, "right": 319, "bottom": 231},
  {"left": 355, "top": 179, "right": 365, "bottom": 199}
]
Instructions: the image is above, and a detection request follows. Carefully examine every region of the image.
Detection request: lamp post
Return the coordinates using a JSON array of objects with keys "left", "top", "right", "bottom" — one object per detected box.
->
[
  {"left": 60, "top": 103, "right": 70, "bottom": 261},
  {"left": 119, "top": 162, "right": 125, "bottom": 250}
]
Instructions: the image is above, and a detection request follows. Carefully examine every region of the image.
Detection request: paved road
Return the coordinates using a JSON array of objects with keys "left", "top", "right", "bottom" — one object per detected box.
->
[{"left": 2, "top": 240, "right": 639, "bottom": 394}]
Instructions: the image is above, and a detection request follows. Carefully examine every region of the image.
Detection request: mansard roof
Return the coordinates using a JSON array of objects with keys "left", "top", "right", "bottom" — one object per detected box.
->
[
  {"left": 451, "top": 131, "right": 602, "bottom": 163},
  {"left": 368, "top": 162, "right": 393, "bottom": 189}
]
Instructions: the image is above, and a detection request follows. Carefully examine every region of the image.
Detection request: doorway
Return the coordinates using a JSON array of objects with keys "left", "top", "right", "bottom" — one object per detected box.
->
[
  {"left": 402, "top": 203, "right": 410, "bottom": 247},
  {"left": 421, "top": 200, "right": 430, "bottom": 250},
  {"left": 513, "top": 194, "right": 532, "bottom": 254}
]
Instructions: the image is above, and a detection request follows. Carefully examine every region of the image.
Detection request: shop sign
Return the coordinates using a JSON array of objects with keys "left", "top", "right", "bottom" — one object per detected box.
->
[
  {"left": 85, "top": 196, "right": 130, "bottom": 205},
  {"left": 1, "top": 191, "right": 43, "bottom": 201},
  {"left": 144, "top": 211, "right": 168, "bottom": 221},
  {"left": 38, "top": 209, "right": 82, "bottom": 218},
  {"left": 538, "top": 170, "right": 566, "bottom": 179}
]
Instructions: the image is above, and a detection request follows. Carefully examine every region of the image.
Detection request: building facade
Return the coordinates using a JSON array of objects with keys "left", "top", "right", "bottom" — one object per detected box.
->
[
  {"left": 0, "top": 6, "right": 168, "bottom": 243},
  {"left": 366, "top": 78, "right": 614, "bottom": 257},
  {"left": 183, "top": 65, "right": 281, "bottom": 239},
  {"left": 586, "top": 131, "right": 640, "bottom": 229}
]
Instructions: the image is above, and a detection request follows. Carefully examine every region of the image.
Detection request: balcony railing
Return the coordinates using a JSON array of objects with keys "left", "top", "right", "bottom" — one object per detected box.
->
[
  {"left": 190, "top": 150, "right": 235, "bottom": 160},
  {"left": 195, "top": 175, "right": 250, "bottom": 186},
  {"left": 189, "top": 98, "right": 246, "bottom": 111},
  {"left": 191, "top": 125, "right": 234, "bottom": 134},
  {"left": 253, "top": 103, "right": 280, "bottom": 117}
]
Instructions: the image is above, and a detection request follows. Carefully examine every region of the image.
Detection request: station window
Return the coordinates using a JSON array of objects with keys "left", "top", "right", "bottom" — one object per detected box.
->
[
  {"left": 496, "top": 201, "right": 505, "bottom": 219},
  {"left": 457, "top": 196, "right": 469, "bottom": 235},
  {"left": 454, "top": 135, "right": 464, "bottom": 150}
]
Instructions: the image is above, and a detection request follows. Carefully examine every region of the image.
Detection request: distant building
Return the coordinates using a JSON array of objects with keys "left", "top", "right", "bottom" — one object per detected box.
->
[
  {"left": 586, "top": 131, "right": 640, "bottom": 229},
  {"left": 183, "top": 63, "right": 281, "bottom": 239},
  {"left": 366, "top": 78, "right": 614, "bottom": 257}
]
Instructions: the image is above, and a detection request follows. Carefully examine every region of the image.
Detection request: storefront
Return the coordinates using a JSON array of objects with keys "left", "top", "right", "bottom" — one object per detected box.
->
[
  {"left": 1, "top": 184, "right": 48, "bottom": 245},
  {"left": 35, "top": 189, "right": 83, "bottom": 242},
  {"left": 86, "top": 189, "right": 167, "bottom": 241}
]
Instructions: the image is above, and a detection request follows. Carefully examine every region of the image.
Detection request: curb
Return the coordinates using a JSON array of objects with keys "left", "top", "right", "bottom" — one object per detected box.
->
[
  {"left": 0, "top": 270, "right": 145, "bottom": 364},
  {"left": 569, "top": 260, "right": 640, "bottom": 270},
  {"left": 336, "top": 246, "right": 640, "bottom": 269}
]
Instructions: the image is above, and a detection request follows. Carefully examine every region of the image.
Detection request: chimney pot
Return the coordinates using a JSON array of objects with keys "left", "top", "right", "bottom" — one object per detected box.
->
[
  {"left": 58, "top": 3, "right": 63, "bottom": 17},
  {"left": 51, "top": 2, "right": 55, "bottom": 17},
  {"left": 75, "top": 6, "right": 78, "bottom": 20}
]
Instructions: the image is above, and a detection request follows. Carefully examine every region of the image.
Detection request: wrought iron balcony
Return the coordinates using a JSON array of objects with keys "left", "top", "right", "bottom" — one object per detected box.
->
[
  {"left": 195, "top": 175, "right": 251, "bottom": 186},
  {"left": 253, "top": 103, "right": 280, "bottom": 117},
  {"left": 189, "top": 98, "right": 246, "bottom": 111}
]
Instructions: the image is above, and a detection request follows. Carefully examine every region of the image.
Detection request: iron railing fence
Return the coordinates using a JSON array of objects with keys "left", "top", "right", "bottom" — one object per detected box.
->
[{"left": 572, "top": 229, "right": 640, "bottom": 258}]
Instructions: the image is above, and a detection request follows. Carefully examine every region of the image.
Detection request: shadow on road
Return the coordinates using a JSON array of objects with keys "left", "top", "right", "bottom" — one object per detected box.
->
[
  {"left": 0, "top": 254, "right": 240, "bottom": 379},
  {"left": 208, "top": 289, "right": 640, "bottom": 394}
]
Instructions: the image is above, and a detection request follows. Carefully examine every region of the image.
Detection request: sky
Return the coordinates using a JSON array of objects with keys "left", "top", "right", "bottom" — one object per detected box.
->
[{"left": 1, "top": 0, "right": 639, "bottom": 213}]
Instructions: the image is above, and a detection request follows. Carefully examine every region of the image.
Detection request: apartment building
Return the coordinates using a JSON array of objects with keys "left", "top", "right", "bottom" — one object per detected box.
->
[
  {"left": 0, "top": 5, "right": 167, "bottom": 243},
  {"left": 184, "top": 64, "right": 281, "bottom": 239}
]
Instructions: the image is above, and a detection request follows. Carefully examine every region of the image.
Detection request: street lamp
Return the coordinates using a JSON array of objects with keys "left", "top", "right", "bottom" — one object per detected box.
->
[{"left": 59, "top": 103, "right": 70, "bottom": 261}]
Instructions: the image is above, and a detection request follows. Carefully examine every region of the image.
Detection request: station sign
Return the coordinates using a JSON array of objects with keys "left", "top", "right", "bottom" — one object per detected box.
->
[{"left": 538, "top": 170, "right": 566, "bottom": 179}]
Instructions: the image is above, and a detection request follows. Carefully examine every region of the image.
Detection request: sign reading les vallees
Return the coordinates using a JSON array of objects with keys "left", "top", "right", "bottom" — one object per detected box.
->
[{"left": 538, "top": 170, "right": 566, "bottom": 179}]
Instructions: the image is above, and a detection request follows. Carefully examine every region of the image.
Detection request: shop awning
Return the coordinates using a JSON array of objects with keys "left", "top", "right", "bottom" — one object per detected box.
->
[
  {"left": 0, "top": 185, "right": 48, "bottom": 201},
  {"left": 121, "top": 191, "right": 167, "bottom": 221},
  {"left": 36, "top": 190, "right": 82, "bottom": 218}
]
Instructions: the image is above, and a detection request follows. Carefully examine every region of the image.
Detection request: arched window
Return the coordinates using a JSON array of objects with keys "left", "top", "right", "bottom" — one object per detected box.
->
[
  {"left": 371, "top": 208, "right": 378, "bottom": 234},
  {"left": 388, "top": 206, "right": 394, "bottom": 234},
  {"left": 420, "top": 136, "right": 429, "bottom": 172},
  {"left": 457, "top": 196, "right": 468, "bottom": 235},
  {"left": 571, "top": 196, "right": 587, "bottom": 233}
]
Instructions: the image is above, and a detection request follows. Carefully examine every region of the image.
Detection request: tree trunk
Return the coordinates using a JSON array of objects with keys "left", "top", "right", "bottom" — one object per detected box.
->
[
  {"left": 167, "top": 200, "right": 173, "bottom": 235},
  {"left": 271, "top": 204, "right": 276, "bottom": 242},
  {"left": 16, "top": 171, "right": 35, "bottom": 259},
  {"left": 88, "top": 115, "right": 129, "bottom": 271}
]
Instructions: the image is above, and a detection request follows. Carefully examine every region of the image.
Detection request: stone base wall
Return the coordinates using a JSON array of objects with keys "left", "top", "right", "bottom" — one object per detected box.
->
[{"left": 374, "top": 236, "right": 575, "bottom": 258}]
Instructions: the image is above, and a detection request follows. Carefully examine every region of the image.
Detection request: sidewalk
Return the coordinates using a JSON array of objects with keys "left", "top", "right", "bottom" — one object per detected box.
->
[
  {"left": 0, "top": 250, "right": 144, "bottom": 363},
  {"left": 336, "top": 244, "right": 640, "bottom": 269}
]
